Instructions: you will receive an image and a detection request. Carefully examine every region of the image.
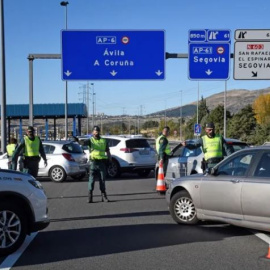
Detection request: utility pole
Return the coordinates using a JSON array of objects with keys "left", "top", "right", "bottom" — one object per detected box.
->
[
  {"left": 78, "top": 82, "right": 90, "bottom": 134},
  {"left": 60, "top": 1, "right": 69, "bottom": 139},
  {"left": 179, "top": 90, "right": 182, "bottom": 141},
  {"left": 224, "top": 80, "right": 227, "bottom": 138},
  {"left": 0, "top": 0, "right": 7, "bottom": 153},
  {"left": 91, "top": 83, "right": 95, "bottom": 129}
]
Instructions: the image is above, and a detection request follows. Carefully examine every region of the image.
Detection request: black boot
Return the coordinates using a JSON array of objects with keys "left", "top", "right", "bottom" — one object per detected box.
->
[
  {"left": 87, "top": 191, "right": 93, "bottom": 203},
  {"left": 101, "top": 192, "right": 109, "bottom": 202}
]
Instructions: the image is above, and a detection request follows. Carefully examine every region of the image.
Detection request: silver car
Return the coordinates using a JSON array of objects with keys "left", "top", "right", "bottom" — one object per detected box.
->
[
  {"left": 156, "top": 138, "right": 248, "bottom": 182},
  {"left": 0, "top": 141, "right": 88, "bottom": 182},
  {"left": 166, "top": 146, "right": 270, "bottom": 232}
]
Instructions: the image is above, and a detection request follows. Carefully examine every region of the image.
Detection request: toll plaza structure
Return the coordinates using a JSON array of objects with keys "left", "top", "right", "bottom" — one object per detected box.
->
[{"left": 1, "top": 103, "right": 87, "bottom": 141}]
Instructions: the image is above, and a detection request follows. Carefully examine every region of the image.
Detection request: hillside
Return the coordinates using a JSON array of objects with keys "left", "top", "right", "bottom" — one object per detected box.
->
[{"left": 148, "top": 87, "right": 270, "bottom": 117}]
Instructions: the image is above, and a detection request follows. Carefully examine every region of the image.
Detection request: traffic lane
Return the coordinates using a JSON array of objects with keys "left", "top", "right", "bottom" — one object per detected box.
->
[{"left": 11, "top": 176, "right": 270, "bottom": 270}]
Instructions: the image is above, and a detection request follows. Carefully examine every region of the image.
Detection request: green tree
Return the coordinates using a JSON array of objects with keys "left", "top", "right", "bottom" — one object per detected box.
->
[
  {"left": 250, "top": 124, "right": 270, "bottom": 145},
  {"left": 183, "top": 97, "right": 210, "bottom": 139},
  {"left": 227, "top": 104, "right": 256, "bottom": 142},
  {"left": 206, "top": 104, "right": 231, "bottom": 135},
  {"left": 142, "top": 120, "right": 159, "bottom": 129}
]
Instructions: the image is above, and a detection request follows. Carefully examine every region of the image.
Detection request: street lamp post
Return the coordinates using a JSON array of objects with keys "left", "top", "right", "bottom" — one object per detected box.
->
[
  {"left": 179, "top": 90, "right": 182, "bottom": 141},
  {"left": 60, "top": 1, "right": 69, "bottom": 139},
  {"left": 0, "top": 0, "right": 7, "bottom": 153},
  {"left": 91, "top": 83, "right": 95, "bottom": 129}
]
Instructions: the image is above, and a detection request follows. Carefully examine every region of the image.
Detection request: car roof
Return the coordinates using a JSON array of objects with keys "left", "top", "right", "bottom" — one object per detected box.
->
[{"left": 43, "top": 140, "right": 77, "bottom": 145}]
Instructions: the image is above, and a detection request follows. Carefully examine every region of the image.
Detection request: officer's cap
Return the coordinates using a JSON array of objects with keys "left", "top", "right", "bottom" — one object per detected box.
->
[
  {"left": 93, "top": 126, "right": 100, "bottom": 132},
  {"left": 205, "top": 122, "right": 215, "bottom": 129},
  {"left": 27, "top": 126, "right": 34, "bottom": 131}
]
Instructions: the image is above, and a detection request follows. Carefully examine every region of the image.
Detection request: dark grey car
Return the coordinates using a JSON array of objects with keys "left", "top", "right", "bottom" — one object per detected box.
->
[{"left": 166, "top": 146, "right": 270, "bottom": 232}]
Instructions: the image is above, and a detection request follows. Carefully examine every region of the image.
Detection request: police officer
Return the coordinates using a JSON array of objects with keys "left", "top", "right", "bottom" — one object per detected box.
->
[
  {"left": 184, "top": 122, "right": 232, "bottom": 171},
  {"left": 7, "top": 138, "right": 17, "bottom": 169},
  {"left": 88, "top": 126, "right": 112, "bottom": 203},
  {"left": 156, "top": 126, "right": 171, "bottom": 176},
  {"left": 12, "top": 126, "right": 47, "bottom": 177}
]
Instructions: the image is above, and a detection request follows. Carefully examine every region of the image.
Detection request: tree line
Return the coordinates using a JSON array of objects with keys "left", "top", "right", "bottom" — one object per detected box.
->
[{"left": 154, "top": 94, "right": 270, "bottom": 145}]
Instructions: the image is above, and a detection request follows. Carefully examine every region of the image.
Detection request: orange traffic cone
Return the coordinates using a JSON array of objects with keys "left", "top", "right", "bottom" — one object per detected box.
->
[
  {"left": 260, "top": 244, "right": 270, "bottom": 261},
  {"left": 156, "top": 162, "right": 166, "bottom": 193}
]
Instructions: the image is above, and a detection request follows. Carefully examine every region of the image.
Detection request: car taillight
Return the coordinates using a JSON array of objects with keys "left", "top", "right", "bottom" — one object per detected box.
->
[
  {"left": 62, "top": 153, "right": 75, "bottom": 161},
  {"left": 120, "top": 148, "right": 138, "bottom": 153}
]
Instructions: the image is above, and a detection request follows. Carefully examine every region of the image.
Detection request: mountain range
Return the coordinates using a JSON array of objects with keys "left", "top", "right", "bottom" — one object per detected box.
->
[{"left": 148, "top": 87, "right": 270, "bottom": 118}]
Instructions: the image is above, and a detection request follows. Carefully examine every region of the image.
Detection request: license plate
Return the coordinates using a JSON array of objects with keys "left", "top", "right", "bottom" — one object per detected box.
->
[{"left": 139, "top": 150, "right": 150, "bottom": 155}]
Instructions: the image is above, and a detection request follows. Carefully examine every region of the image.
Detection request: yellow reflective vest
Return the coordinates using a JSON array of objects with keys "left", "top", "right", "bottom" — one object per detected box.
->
[
  {"left": 202, "top": 135, "right": 223, "bottom": 161},
  {"left": 156, "top": 135, "right": 171, "bottom": 155},
  {"left": 89, "top": 137, "right": 108, "bottom": 160},
  {"left": 24, "top": 136, "right": 40, "bottom": 157},
  {"left": 7, "top": 143, "right": 16, "bottom": 157}
]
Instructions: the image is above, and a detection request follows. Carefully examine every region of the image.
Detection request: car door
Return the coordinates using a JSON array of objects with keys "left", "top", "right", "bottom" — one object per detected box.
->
[
  {"left": 200, "top": 151, "right": 256, "bottom": 220},
  {"left": 166, "top": 144, "right": 184, "bottom": 180},
  {"left": 241, "top": 150, "right": 270, "bottom": 226}
]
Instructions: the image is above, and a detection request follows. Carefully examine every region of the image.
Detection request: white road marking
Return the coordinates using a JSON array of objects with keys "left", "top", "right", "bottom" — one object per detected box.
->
[
  {"left": 252, "top": 231, "right": 270, "bottom": 244},
  {"left": 0, "top": 232, "right": 38, "bottom": 270}
]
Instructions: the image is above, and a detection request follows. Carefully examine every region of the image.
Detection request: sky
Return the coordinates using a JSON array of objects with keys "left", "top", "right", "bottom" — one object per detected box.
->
[{"left": 2, "top": 0, "right": 270, "bottom": 116}]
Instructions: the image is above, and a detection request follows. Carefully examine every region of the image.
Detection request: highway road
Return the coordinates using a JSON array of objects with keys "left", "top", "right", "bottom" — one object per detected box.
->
[{"left": 1, "top": 172, "right": 270, "bottom": 270}]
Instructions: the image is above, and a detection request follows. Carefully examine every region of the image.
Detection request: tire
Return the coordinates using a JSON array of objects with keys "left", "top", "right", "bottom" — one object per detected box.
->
[
  {"left": 107, "top": 159, "right": 120, "bottom": 178},
  {"left": 138, "top": 169, "right": 151, "bottom": 177},
  {"left": 169, "top": 190, "right": 199, "bottom": 225},
  {"left": 0, "top": 203, "right": 27, "bottom": 256},
  {"left": 71, "top": 172, "right": 86, "bottom": 180},
  {"left": 49, "top": 166, "right": 67, "bottom": 182}
]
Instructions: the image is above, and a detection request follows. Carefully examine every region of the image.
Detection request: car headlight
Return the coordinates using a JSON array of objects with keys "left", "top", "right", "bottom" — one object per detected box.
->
[{"left": 28, "top": 180, "right": 43, "bottom": 189}]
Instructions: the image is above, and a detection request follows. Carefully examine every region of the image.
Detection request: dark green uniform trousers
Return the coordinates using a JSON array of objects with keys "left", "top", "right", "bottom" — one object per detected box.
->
[
  {"left": 88, "top": 160, "right": 107, "bottom": 193},
  {"left": 23, "top": 157, "right": 40, "bottom": 178}
]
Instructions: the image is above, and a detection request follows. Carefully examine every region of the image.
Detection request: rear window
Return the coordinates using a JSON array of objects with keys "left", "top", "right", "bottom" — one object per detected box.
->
[
  {"left": 226, "top": 142, "right": 248, "bottom": 153},
  {"left": 107, "top": 139, "right": 120, "bottom": 147},
  {"left": 126, "top": 139, "right": 150, "bottom": 148},
  {"left": 62, "top": 142, "right": 84, "bottom": 153},
  {"left": 43, "top": 144, "right": 55, "bottom": 154}
]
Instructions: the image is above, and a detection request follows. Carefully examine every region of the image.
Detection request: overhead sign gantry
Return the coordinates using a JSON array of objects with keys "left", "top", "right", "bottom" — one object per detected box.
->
[{"left": 61, "top": 30, "right": 165, "bottom": 80}]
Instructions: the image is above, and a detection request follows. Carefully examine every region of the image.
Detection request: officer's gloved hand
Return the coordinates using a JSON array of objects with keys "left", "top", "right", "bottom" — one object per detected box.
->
[{"left": 44, "top": 160, "right": 48, "bottom": 167}]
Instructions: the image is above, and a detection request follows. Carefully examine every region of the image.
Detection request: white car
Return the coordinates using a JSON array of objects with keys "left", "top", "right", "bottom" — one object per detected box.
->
[
  {"left": 79, "top": 135, "right": 156, "bottom": 178},
  {"left": 0, "top": 141, "right": 89, "bottom": 182},
  {"left": 0, "top": 169, "right": 49, "bottom": 256}
]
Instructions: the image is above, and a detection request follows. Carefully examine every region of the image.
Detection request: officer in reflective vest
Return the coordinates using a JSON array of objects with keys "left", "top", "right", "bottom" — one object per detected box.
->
[
  {"left": 184, "top": 122, "right": 232, "bottom": 171},
  {"left": 156, "top": 126, "right": 172, "bottom": 176},
  {"left": 88, "top": 126, "right": 112, "bottom": 203},
  {"left": 7, "top": 138, "right": 17, "bottom": 169},
  {"left": 12, "top": 126, "right": 47, "bottom": 177}
]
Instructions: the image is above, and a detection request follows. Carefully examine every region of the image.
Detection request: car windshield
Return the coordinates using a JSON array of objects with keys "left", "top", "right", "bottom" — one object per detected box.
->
[
  {"left": 226, "top": 142, "right": 248, "bottom": 153},
  {"left": 217, "top": 152, "right": 255, "bottom": 176},
  {"left": 62, "top": 142, "right": 84, "bottom": 153},
  {"left": 126, "top": 139, "right": 150, "bottom": 148}
]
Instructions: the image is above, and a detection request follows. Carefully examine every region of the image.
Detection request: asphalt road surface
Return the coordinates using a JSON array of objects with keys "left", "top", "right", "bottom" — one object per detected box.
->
[{"left": 1, "top": 172, "right": 270, "bottom": 270}]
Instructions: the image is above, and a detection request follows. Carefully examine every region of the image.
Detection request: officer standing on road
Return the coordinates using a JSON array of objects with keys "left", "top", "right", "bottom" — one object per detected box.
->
[
  {"left": 7, "top": 138, "right": 17, "bottom": 169},
  {"left": 156, "top": 126, "right": 171, "bottom": 176},
  {"left": 183, "top": 122, "right": 232, "bottom": 171},
  {"left": 12, "top": 126, "right": 47, "bottom": 177},
  {"left": 88, "top": 126, "right": 112, "bottom": 203}
]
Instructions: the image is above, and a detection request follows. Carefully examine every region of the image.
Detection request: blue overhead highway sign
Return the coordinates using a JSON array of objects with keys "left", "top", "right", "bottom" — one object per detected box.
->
[
  {"left": 61, "top": 30, "right": 165, "bottom": 80},
  {"left": 188, "top": 29, "right": 231, "bottom": 80}
]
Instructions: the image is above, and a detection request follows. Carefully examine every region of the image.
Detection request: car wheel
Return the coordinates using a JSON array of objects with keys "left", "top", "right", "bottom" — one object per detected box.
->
[
  {"left": 0, "top": 203, "right": 27, "bottom": 256},
  {"left": 138, "top": 169, "right": 151, "bottom": 177},
  {"left": 107, "top": 159, "right": 120, "bottom": 178},
  {"left": 169, "top": 191, "right": 199, "bottom": 225},
  {"left": 49, "top": 166, "right": 67, "bottom": 182},
  {"left": 71, "top": 172, "right": 86, "bottom": 180}
]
